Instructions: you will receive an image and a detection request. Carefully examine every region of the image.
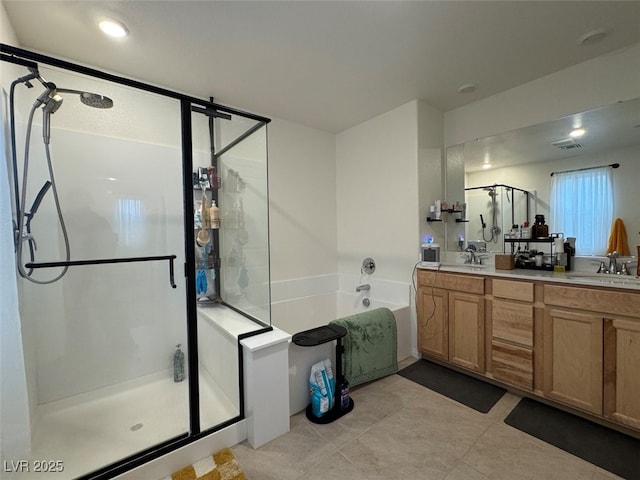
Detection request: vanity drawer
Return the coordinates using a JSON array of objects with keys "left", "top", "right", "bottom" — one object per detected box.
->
[
  {"left": 493, "top": 279, "right": 534, "bottom": 302},
  {"left": 492, "top": 299, "right": 534, "bottom": 347},
  {"left": 491, "top": 339, "right": 533, "bottom": 391},
  {"left": 418, "top": 270, "right": 484, "bottom": 294},
  {"left": 544, "top": 284, "right": 640, "bottom": 318}
]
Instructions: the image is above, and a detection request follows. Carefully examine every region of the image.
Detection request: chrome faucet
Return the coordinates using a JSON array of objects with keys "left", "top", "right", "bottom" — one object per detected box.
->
[
  {"left": 355, "top": 283, "right": 370, "bottom": 292},
  {"left": 607, "top": 251, "right": 619, "bottom": 274},
  {"left": 463, "top": 245, "right": 482, "bottom": 265}
]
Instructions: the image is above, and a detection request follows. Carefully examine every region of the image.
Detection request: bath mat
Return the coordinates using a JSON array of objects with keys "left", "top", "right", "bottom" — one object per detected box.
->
[
  {"left": 162, "top": 448, "right": 247, "bottom": 480},
  {"left": 397, "top": 359, "right": 506, "bottom": 413},
  {"left": 505, "top": 397, "right": 640, "bottom": 479},
  {"left": 330, "top": 307, "right": 397, "bottom": 387}
]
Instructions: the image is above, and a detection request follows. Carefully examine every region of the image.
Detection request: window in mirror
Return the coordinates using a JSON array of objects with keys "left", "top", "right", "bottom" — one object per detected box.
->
[{"left": 550, "top": 166, "right": 613, "bottom": 255}]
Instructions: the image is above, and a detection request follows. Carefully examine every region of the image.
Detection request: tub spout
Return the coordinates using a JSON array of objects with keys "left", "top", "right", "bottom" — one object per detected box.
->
[{"left": 356, "top": 283, "right": 370, "bottom": 292}]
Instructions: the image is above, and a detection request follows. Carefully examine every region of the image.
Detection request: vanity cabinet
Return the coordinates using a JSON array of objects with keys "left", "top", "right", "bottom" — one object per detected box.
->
[
  {"left": 449, "top": 291, "right": 485, "bottom": 372},
  {"left": 416, "top": 286, "right": 448, "bottom": 360},
  {"left": 417, "top": 270, "right": 485, "bottom": 373},
  {"left": 543, "top": 284, "right": 640, "bottom": 418},
  {"left": 542, "top": 308, "right": 603, "bottom": 414},
  {"left": 490, "top": 279, "right": 534, "bottom": 391},
  {"left": 604, "top": 318, "right": 640, "bottom": 430},
  {"left": 416, "top": 268, "right": 640, "bottom": 434}
]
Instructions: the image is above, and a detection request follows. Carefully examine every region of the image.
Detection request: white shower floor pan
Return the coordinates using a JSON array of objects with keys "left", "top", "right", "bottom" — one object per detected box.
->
[{"left": 6, "top": 370, "right": 237, "bottom": 480}]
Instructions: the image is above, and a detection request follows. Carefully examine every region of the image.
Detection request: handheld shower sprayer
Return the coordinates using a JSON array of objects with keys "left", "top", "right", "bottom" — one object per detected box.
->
[
  {"left": 11, "top": 66, "right": 114, "bottom": 284},
  {"left": 34, "top": 83, "right": 64, "bottom": 144},
  {"left": 480, "top": 214, "right": 486, "bottom": 228}
]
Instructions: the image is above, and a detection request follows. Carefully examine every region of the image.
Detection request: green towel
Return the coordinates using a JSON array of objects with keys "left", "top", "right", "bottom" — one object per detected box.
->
[{"left": 330, "top": 307, "right": 398, "bottom": 387}]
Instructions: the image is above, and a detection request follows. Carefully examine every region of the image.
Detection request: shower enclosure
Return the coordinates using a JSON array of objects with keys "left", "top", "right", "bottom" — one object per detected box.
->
[
  {"left": 1, "top": 45, "right": 271, "bottom": 479},
  {"left": 464, "top": 184, "right": 530, "bottom": 252}
]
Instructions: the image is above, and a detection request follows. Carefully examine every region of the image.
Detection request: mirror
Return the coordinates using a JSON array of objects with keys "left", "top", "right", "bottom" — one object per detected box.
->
[{"left": 445, "top": 97, "right": 640, "bottom": 254}]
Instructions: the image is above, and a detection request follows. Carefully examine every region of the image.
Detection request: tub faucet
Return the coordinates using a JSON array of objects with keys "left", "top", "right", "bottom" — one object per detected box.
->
[{"left": 356, "top": 283, "right": 370, "bottom": 292}]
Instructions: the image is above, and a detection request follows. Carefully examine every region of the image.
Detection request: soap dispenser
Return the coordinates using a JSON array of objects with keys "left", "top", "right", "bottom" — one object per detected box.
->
[{"left": 173, "top": 344, "right": 185, "bottom": 382}]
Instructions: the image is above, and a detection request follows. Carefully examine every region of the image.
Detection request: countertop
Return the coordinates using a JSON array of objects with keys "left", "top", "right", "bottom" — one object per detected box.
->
[{"left": 418, "top": 263, "right": 640, "bottom": 291}]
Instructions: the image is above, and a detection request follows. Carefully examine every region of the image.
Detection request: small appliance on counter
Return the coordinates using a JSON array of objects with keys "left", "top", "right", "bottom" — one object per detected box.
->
[{"left": 420, "top": 243, "right": 440, "bottom": 267}]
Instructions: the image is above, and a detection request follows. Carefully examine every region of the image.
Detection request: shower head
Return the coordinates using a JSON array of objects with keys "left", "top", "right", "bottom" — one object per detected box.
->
[
  {"left": 57, "top": 88, "right": 114, "bottom": 109},
  {"left": 80, "top": 92, "right": 113, "bottom": 109},
  {"left": 34, "top": 86, "right": 63, "bottom": 113}
]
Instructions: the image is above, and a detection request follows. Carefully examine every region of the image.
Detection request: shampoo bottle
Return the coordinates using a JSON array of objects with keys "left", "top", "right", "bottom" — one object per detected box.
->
[{"left": 209, "top": 200, "right": 220, "bottom": 229}]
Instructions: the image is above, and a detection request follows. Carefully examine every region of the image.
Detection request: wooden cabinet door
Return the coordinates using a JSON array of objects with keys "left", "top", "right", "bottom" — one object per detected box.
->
[
  {"left": 448, "top": 292, "right": 485, "bottom": 372},
  {"left": 543, "top": 308, "right": 603, "bottom": 414},
  {"left": 604, "top": 318, "right": 640, "bottom": 430},
  {"left": 417, "top": 287, "right": 448, "bottom": 360}
]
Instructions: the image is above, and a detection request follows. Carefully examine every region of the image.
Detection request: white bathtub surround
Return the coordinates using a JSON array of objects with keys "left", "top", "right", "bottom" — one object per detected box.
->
[
  {"left": 271, "top": 276, "right": 411, "bottom": 415},
  {"left": 270, "top": 273, "right": 338, "bottom": 303},
  {"left": 338, "top": 273, "right": 410, "bottom": 306}
]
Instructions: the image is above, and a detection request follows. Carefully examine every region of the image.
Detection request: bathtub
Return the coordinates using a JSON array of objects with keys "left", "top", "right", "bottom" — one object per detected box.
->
[{"left": 271, "top": 292, "right": 411, "bottom": 415}]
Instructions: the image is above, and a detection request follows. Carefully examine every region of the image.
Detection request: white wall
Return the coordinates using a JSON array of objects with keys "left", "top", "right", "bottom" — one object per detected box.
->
[
  {"left": 336, "top": 100, "right": 421, "bottom": 284},
  {"left": 418, "top": 100, "right": 445, "bottom": 249},
  {"left": 267, "top": 119, "right": 337, "bottom": 282}
]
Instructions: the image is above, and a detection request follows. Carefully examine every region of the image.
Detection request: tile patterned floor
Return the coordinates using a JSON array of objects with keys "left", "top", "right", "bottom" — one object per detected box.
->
[{"left": 232, "top": 359, "right": 623, "bottom": 480}]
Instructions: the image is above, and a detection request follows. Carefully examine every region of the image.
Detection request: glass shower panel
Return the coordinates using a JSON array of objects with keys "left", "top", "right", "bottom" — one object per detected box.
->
[
  {"left": 5, "top": 63, "right": 188, "bottom": 478},
  {"left": 217, "top": 118, "right": 270, "bottom": 324},
  {"left": 190, "top": 108, "right": 270, "bottom": 431}
]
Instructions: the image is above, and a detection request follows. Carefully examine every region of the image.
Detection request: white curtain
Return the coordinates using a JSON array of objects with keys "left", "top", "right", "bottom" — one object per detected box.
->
[
  {"left": 549, "top": 166, "right": 613, "bottom": 256},
  {"left": 0, "top": 88, "right": 31, "bottom": 460}
]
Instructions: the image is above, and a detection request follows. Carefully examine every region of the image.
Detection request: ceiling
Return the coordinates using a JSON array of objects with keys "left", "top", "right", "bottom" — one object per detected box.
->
[{"left": 3, "top": 1, "right": 640, "bottom": 133}]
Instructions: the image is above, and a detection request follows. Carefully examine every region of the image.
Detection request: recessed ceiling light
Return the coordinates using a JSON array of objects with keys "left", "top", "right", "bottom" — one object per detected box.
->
[
  {"left": 569, "top": 128, "right": 586, "bottom": 138},
  {"left": 458, "top": 83, "right": 477, "bottom": 94},
  {"left": 98, "top": 19, "right": 129, "bottom": 38},
  {"left": 482, "top": 163, "right": 492, "bottom": 170},
  {"left": 577, "top": 28, "right": 607, "bottom": 46}
]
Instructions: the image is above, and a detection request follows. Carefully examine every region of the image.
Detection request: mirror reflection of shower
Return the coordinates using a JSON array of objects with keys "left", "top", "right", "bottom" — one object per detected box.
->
[
  {"left": 9, "top": 67, "right": 114, "bottom": 284},
  {"left": 464, "top": 183, "right": 530, "bottom": 252},
  {"left": 480, "top": 185, "right": 501, "bottom": 243}
]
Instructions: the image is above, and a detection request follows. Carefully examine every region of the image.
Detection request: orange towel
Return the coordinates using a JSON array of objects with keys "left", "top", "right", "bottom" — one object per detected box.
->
[{"left": 607, "top": 218, "right": 630, "bottom": 256}]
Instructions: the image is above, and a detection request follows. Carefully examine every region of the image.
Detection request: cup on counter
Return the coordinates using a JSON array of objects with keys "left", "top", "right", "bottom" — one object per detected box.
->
[{"left": 535, "top": 253, "right": 544, "bottom": 267}]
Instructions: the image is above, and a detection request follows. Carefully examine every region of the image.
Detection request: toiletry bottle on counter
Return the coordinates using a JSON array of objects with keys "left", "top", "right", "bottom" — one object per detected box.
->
[
  {"left": 173, "top": 344, "right": 185, "bottom": 382},
  {"left": 532, "top": 214, "right": 549, "bottom": 238},
  {"left": 209, "top": 200, "right": 220, "bottom": 229}
]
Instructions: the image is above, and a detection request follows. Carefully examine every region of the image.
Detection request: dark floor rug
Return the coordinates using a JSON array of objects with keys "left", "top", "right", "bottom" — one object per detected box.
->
[
  {"left": 505, "top": 397, "right": 640, "bottom": 480},
  {"left": 397, "top": 359, "right": 506, "bottom": 413}
]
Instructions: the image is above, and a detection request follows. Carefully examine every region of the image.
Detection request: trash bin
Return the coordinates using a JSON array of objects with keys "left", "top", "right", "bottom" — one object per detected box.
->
[{"left": 292, "top": 324, "right": 355, "bottom": 424}]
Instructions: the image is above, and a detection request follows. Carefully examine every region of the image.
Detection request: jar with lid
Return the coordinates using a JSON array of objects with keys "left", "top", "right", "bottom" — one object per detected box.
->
[{"left": 532, "top": 214, "right": 549, "bottom": 238}]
